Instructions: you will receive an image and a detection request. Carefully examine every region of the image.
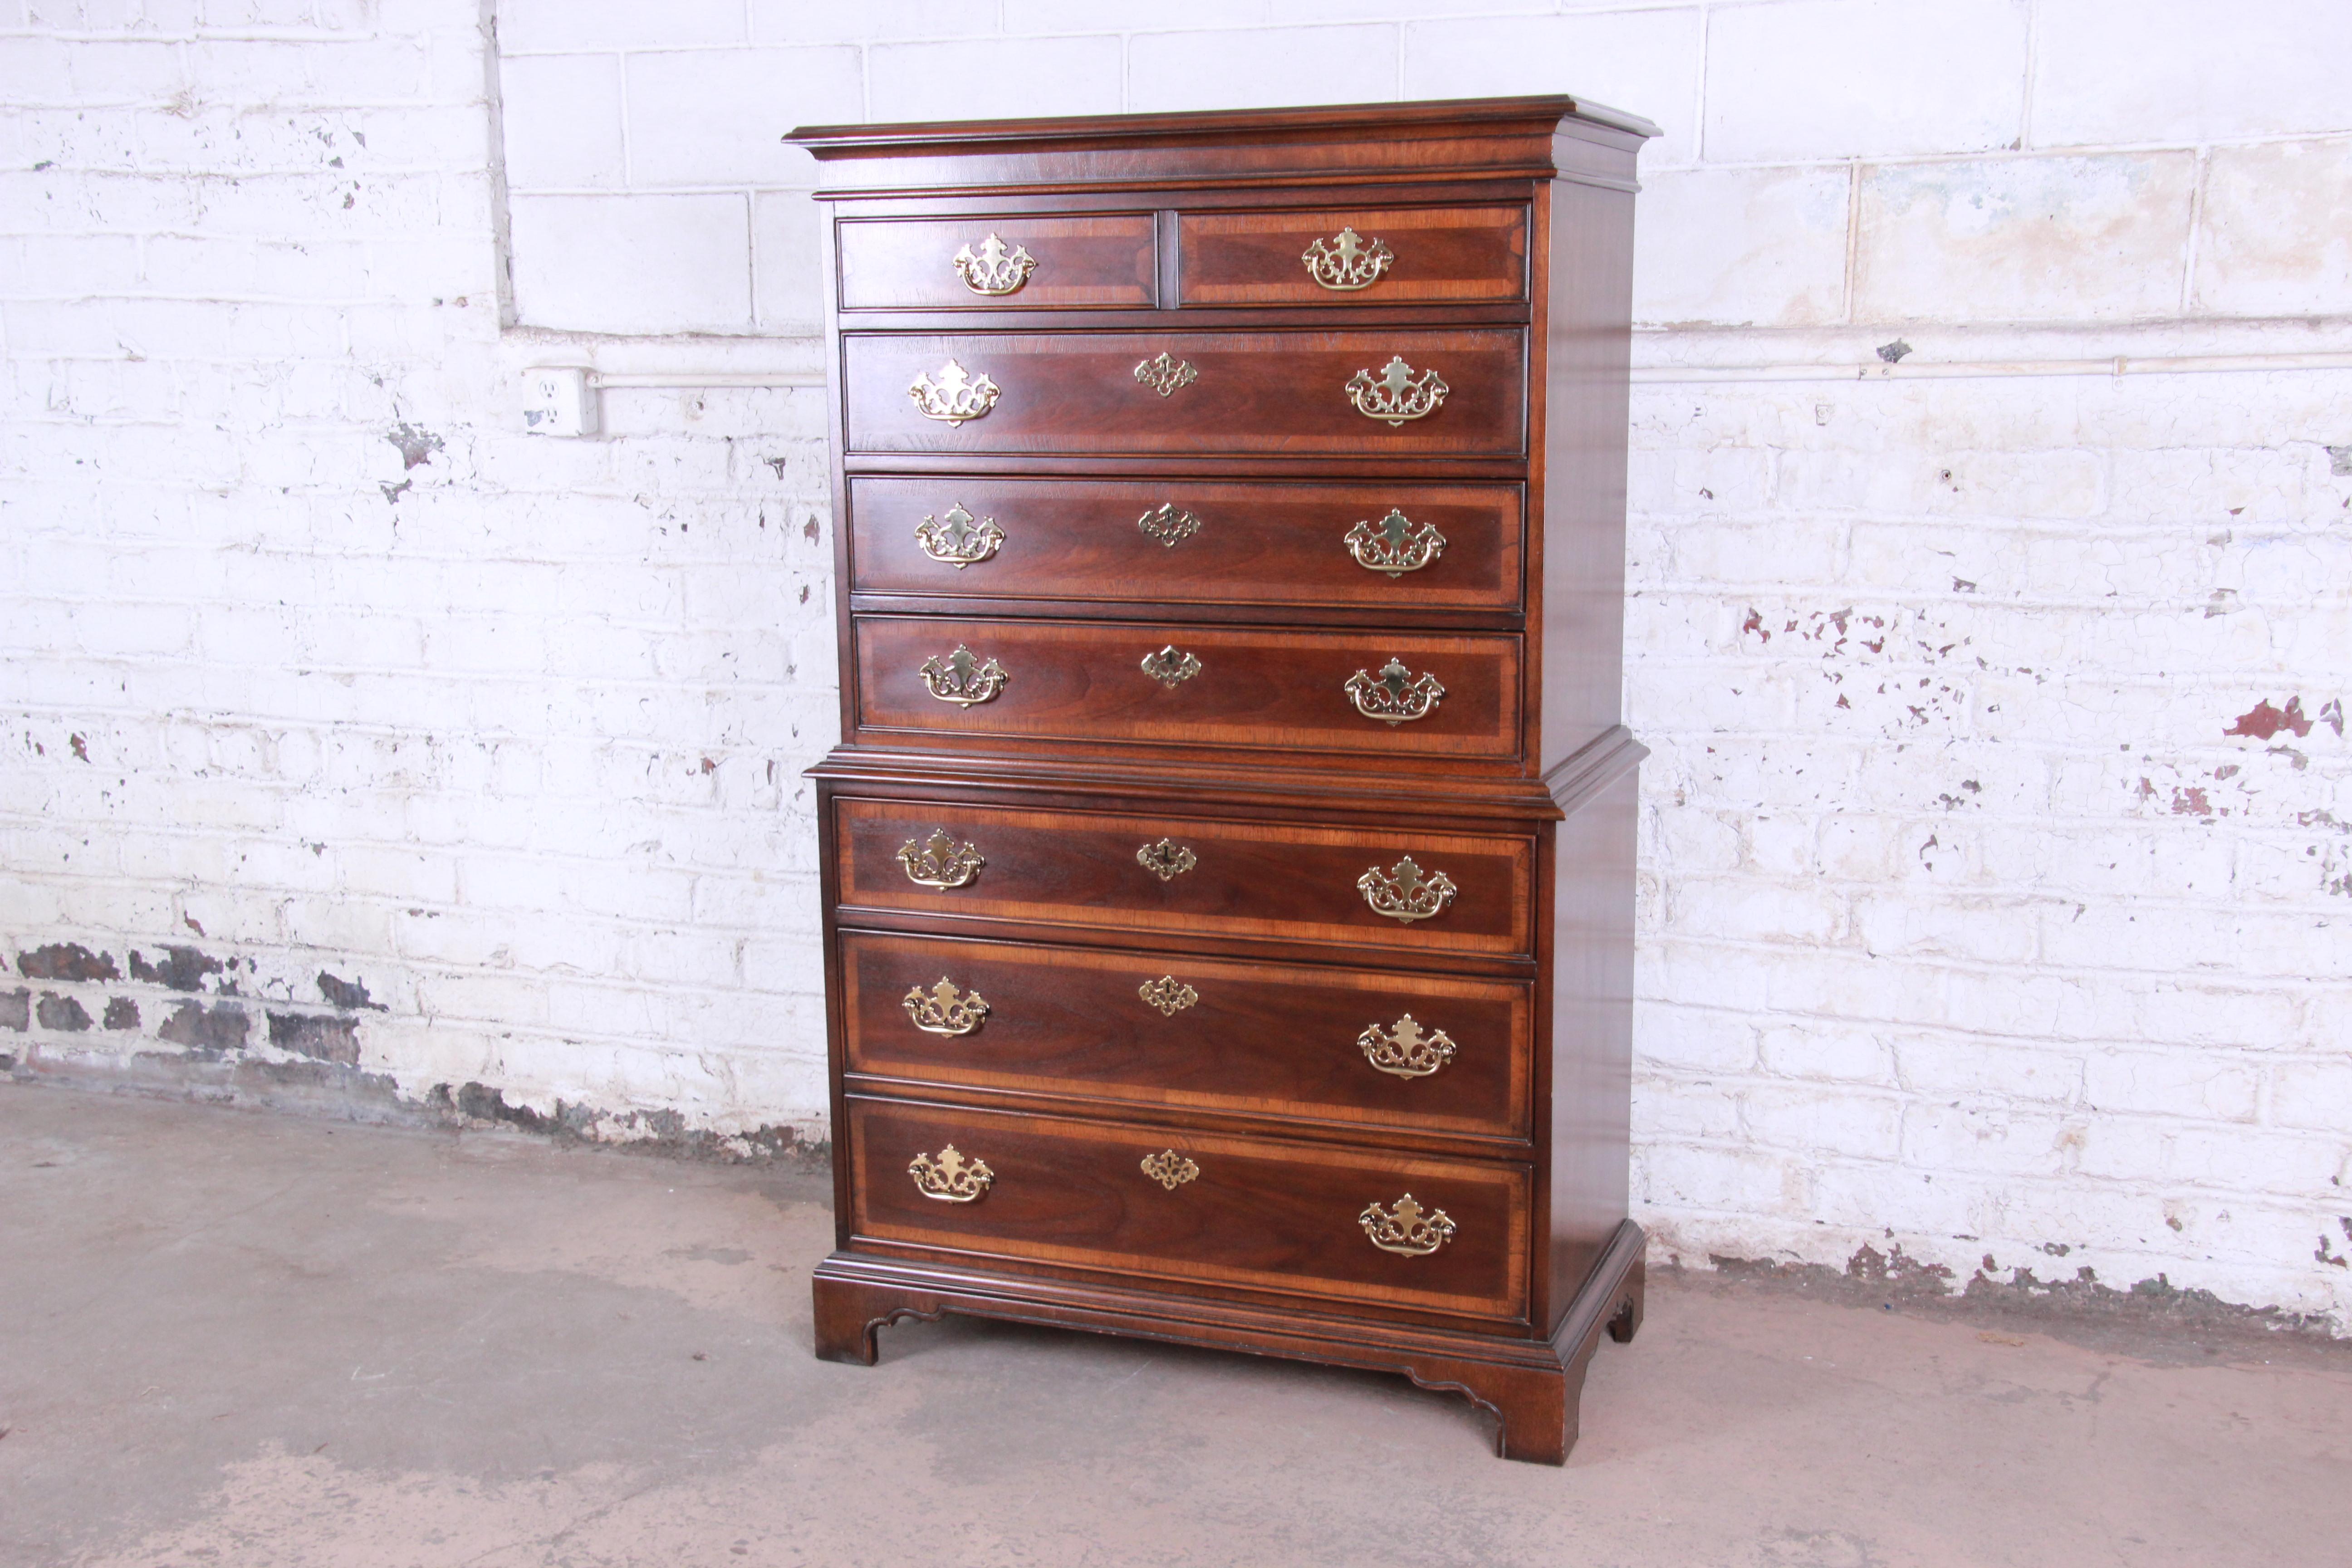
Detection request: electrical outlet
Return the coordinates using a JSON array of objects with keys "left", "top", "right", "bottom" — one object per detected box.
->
[{"left": 521, "top": 367, "right": 597, "bottom": 437}]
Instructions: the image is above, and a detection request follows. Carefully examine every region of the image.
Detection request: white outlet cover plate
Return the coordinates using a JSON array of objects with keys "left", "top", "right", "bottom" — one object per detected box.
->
[{"left": 522, "top": 367, "right": 596, "bottom": 437}]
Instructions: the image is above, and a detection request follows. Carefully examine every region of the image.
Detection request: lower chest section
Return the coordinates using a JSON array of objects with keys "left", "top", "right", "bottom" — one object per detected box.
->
[{"left": 822, "top": 778, "right": 1552, "bottom": 1331}]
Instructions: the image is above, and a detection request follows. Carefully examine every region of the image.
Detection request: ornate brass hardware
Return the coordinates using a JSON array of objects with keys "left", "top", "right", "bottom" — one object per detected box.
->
[
  {"left": 1344, "top": 509, "right": 1447, "bottom": 576},
  {"left": 1359, "top": 1193, "right": 1456, "bottom": 1256},
  {"left": 908, "top": 358, "right": 1000, "bottom": 425},
  {"left": 1140, "top": 1150, "right": 1200, "bottom": 1191},
  {"left": 913, "top": 502, "right": 1004, "bottom": 568},
  {"left": 1137, "top": 975, "right": 1198, "bottom": 1016},
  {"left": 951, "top": 232, "right": 1035, "bottom": 296},
  {"left": 1345, "top": 355, "right": 1448, "bottom": 426},
  {"left": 897, "top": 828, "right": 985, "bottom": 890},
  {"left": 1358, "top": 1014, "right": 1456, "bottom": 1078},
  {"left": 1136, "top": 503, "right": 1201, "bottom": 548},
  {"left": 1132, "top": 352, "right": 1197, "bottom": 397},
  {"left": 1140, "top": 646, "right": 1202, "bottom": 688},
  {"left": 908, "top": 1144, "right": 994, "bottom": 1202},
  {"left": 1301, "top": 226, "right": 1393, "bottom": 291},
  {"left": 902, "top": 977, "right": 990, "bottom": 1037},
  {"left": 918, "top": 643, "right": 1009, "bottom": 707},
  {"left": 1343, "top": 657, "right": 1446, "bottom": 725},
  {"left": 1135, "top": 838, "right": 1197, "bottom": 882},
  {"left": 1357, "top": 856, "right": 1456, "bottom": 923}
]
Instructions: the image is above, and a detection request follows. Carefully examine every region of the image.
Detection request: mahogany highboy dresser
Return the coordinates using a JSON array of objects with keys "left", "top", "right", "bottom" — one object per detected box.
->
[{"left": 790, "top": 96, "right": 1656, "bottom": 1464}]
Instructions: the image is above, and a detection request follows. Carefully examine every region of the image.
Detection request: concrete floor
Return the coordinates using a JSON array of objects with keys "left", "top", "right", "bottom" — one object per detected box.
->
[{"left": 3, "top": 1085, "right": 2346, "bottom": 1568}]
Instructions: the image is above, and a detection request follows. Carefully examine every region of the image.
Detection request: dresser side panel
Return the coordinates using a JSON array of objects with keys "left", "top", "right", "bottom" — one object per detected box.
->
[
  {"left": 1544, "top": 766, "right": 1639, "bottom": 1333},
  {"left": 1536, "top": 175, "right": 1637, "bottom": 769}
]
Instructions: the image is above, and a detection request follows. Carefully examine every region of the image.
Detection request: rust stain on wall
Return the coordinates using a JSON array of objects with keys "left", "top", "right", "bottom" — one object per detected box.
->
[
  {"left": 2225, "top": 697, "right": 2313, "bottom": 740},
  {"left": 129, "top": 947, "right": 224, "bottom": 992},
  {"left": 157, "top": 1000, "right": 251, "bottom": 1058},
  {"left": 16, "top": 944, "right": 119, "bottom": 983}
]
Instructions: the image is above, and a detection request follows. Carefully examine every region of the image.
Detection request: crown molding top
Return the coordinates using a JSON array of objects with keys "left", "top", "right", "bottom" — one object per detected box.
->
[{"left": 787, "top": 94, "right": 1659, "bottom": 198}]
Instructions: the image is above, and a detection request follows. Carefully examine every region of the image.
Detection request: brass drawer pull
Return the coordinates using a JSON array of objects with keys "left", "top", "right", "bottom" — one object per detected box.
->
[
  {"left": 1137, "top": 975, "right": 1198, "bottom": 1016},
  {"left": 951, "top": 232, "right": 1035, "bottom": 296},
  {"left": 1346, "top": 355, "right": 1447, "bottom": 426},
  {"left": 1344, "top": 657, "right": 1445, "bottom": 724},
  {"left": 919, "top": 643, "right": 1009, "bottom": 706},
  {"left": 1358, "top": 1014, "right": 1456, "bottom": 1078},
  {"left": 908, "top": 1144, "right": 993, "bottom": 1202},
  {"left": 1360, "top": 1194, "right": 1456, "bottom": 1256},
  {"left": 1136, "top": 838, "right": 1197, "bottom": 881},
  {"left": 1344, "top": 509, "right": 1446, "bottom": 576},
  {"left": 1140, "top": 646, "right": 1202, "bottom": 688},
  {"left": 909, "top": 358, "right": 999, "bottom": 425},
  {"left": 897, "top": 829, "right": 985, "bottom": 889},
  {"left": 1136, "top": 503, "right": 1200, "bottom": 547},
  {"left": 914, "top": 502, "right": 1004, "bottom": 568},
  {"left": 1133, "top": 352, "right": 1197, "bottom": 397},
  {"left": 1140, "top": 1150, "right": 1200, "bottom": 1190},
  {"left": 1357, "top": 857, "right": 1455, "bottom": 923},
  {"left": 903, "top": 977, "right": 989, "bottom": 1037},
  {"left": 1302, "top": 226, "right": 1392, "bottom": 291}
]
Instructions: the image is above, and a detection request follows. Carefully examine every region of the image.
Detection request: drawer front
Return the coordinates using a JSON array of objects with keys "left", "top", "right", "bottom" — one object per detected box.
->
[
  {"left": 845, "top": 932, "right": 1530, "bottom": 1140},
  {"left": 836, "top": 213, "right": 1157, "bottom": 310},
  {"left": 855, "top": 617, "right": 1522, "bottom": 761},
  {"left": 836, "top": 798, "right": 1534, "bottom": 959},
  {"left": 1180, "top": 205, "right": 1529, "bottom": 306},
  {"left": 848, "top": 330, "right": 1525, "bottom": 456},
  {"left": 849, "top": 1098, "right": 1529, "bottom": 1321},
  {"left": 848, "top": 478, "right": 1522, "bottom": 613}
]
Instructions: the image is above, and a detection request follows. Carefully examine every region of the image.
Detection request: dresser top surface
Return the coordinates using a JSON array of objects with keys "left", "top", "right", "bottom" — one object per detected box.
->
[{"left": 787, "top": 94, "right": 1657, "bottom": 197}]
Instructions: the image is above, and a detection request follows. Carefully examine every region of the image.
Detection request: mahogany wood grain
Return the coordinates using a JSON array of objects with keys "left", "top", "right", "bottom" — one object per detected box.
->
[
  {"left": 841, "top": 930, "right": 1530, "bottom": 1141},
  {"left": 1536, "top": 176, "right": 1639, "bottom": 771},
  {"left": 853, "top": 616, "right": 1522, "bottom": 762},
  {"left": 1542, "top": 760, "right": 1639, "bottom": 1334},
  {"left": 836, "top": 212, "right": 1156, "bottom": 310},
  {"left": 833, "top": 796, "right": 1535, "bottom": 959},
  {"left": 792, "top": 96, "right": 1657, "bottom": 201},
  {"left": 793, "top": 96, "right": 1652, "bottom": 1465},
  {"left": 845, "top": 329, "right": 1526, "bottom": 456},
  {"left": 847, "top": 476, "right": 1523, "bottom": 614},
  {"left": 1179, "top": 204, "right": 1528, "bottom": 305},
  {"left": 847, "top": 1096, "right": 1530, "bottom": 1321}
]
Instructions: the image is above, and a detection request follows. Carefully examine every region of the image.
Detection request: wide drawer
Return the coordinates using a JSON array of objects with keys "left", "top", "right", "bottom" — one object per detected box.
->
[
  {"left": 855, "top": 617, "right": 1522, "bottom": 761},
  {"left": 848, "top": 478, "right": 1522, "bottom": 612},
  {"left": 844, "top": 932, "right": 1530, "bottom": 1140},
  {"left": 1179, "top": 205, "right": 1529, "bottom": 306},
  {"left": 833, "top": 797, "right": 1535, "bottom": 959},
  {"left": 847, "top": 329, "right": 1525, "bottom": 456},
  {"left": 836, "top": 212, "right": 1157, "bottom": 310},
  {"left": 848, "top": 1097, "right": 1529, "bottom": 1322}
]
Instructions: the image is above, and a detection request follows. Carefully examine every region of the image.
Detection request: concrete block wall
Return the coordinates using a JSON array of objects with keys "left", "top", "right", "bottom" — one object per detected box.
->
[{"left": 4, "top": 0, "right": 2349, "bottom": 1327}]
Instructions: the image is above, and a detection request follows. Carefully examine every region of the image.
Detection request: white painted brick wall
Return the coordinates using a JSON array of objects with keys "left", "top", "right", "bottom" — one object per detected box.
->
[{"left": 3, "top": 0, "right": 2349, "bottom": 1329}]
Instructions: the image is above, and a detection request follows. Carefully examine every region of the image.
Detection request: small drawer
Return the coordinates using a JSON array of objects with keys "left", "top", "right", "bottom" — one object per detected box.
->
[
  {"left": 836, "top": 213, "right": 1157, "bottom": 310},
  {"left": 846, "top": 329, "right": 1525, "bottom": 457},
  {"left": 833, "top": 797, "right": 1534, "bottom": 960},
  {"left": 848, "top": 1097, "right": 1530, "bottom": 1322},
  {"left": 1179, "top": 205, "right": 1529, "bottom": 306},
  {"left": 853, "top": 616, "right": 1522, "bottom": 763},
  {"left": 844, "top": 932, "right": 1531, "bottom": 1141},
  {"left": 848, "top": 478, "right": 1523, "bottom": 614}
]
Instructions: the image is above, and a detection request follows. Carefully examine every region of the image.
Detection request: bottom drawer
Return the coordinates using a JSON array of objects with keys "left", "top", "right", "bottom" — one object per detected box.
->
[{"left": 848, "top": 1097, "right": 1529, "bottom": 1323}]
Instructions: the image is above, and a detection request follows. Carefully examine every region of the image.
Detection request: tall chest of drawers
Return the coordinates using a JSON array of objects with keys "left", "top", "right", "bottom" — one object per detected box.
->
[{"left": 789, "top": 96, "right": 1656, "bottom": 1464}]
